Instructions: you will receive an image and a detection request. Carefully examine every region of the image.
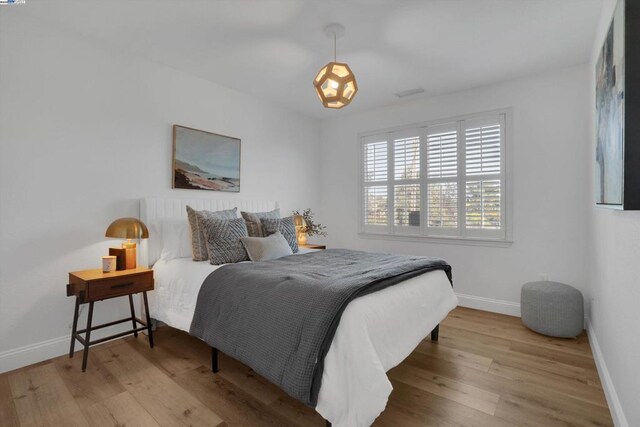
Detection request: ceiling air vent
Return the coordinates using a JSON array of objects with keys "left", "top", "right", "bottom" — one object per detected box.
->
[{"left": 395, "top": 87, "right": 425, "bottom": 98}]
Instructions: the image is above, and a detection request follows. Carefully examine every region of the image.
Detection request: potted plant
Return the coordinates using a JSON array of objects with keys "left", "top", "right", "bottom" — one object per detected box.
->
[{"left": 292, "top": 208, "right": 327, "bottom": 245}]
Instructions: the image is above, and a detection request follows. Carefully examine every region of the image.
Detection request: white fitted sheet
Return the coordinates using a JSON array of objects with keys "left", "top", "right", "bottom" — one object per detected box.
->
[{"left": 150, "top": 254, "right": 458, "bottom": 427}]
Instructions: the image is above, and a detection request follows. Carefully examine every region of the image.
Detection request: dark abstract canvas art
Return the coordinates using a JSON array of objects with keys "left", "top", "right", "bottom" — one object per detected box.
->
[{"left": 596, "top": 0, "right": 625, "bottom": 207}]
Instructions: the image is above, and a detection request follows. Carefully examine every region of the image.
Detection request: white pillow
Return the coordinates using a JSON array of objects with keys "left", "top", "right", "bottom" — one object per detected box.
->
[
  {"left": 240, "top": 232, "right": 293, "bottom": 262},
  {"left": 160, "top": 218, "right": 193, "bottom": 261}
]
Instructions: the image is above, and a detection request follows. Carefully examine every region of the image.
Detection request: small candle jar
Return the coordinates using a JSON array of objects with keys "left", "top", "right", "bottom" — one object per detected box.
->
[{"left": 102, "top": 255, "right": 117, "bottom": 273}]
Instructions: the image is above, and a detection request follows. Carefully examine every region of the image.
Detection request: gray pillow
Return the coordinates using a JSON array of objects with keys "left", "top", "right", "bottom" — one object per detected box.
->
[
  {"left": 241, "top": 208, "right": 280, "bottom": 237},
  {"left": 261, "top": 216, "right": 298, "bottom": 253},
  {"left": 240, "top": 232, "right": 293, "bottom": 262},
  {"left": 186, "top": 206, "right": 237, "bottom": 261},
  {"left": 199, "top": 217, "right": 249, "bottom": 265}
]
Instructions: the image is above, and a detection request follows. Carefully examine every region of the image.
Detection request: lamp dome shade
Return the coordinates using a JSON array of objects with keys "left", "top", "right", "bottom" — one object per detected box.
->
[
  {"left": 313, "top": 62, "right": 358, "bottom": 109},
  {"left": 105, "top": 217, "right": 149, "bottom": 239}
]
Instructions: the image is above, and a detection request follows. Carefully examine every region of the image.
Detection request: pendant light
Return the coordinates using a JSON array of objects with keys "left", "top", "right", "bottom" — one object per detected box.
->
[{"left": 313, "top": 23, "right": 358, "bottom": 109}]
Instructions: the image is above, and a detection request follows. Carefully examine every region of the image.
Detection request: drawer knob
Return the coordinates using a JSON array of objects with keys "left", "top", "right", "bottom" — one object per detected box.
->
[{"left": 110, "top": 282, "right": 133, "bottom": 290}]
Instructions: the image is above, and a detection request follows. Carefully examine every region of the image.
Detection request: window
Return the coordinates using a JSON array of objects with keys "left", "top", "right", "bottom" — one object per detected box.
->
[{"left": 360, "top": 110, "right": 509, "bottom": 243}]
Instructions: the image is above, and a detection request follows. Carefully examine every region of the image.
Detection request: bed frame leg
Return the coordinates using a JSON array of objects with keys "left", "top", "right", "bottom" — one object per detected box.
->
[
  {"left": 431, "top": 324, "right": 439, "bottom": 341},
  {"left": 211, "top": 347, "right": 218, "bottom": 373}
]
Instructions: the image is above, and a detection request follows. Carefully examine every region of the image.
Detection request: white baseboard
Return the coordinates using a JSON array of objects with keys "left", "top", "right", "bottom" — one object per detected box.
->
[
  {"left": 0, "top": 335, "right": 70, "bottom": 374},
  {"left": 455, "top": 292, "right": 521, "bottom": 317},
  {"left": 0, "top": 324, "right": 133, "bottom": 374},
  {"left": 586, "top": 318, "right": 629, "bottom": 427}
]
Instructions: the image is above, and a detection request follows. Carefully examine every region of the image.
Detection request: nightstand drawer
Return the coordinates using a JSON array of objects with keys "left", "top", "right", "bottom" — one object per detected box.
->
[
  {"left": 68, "top": 267, "right": 154, "bottom": 302},
  {"left": 88, "top": 274, "right": 153, "bottom": 301}
]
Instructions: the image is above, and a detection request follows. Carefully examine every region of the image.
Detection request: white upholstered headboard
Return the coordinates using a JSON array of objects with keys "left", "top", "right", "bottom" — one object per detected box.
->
[{"left": 140, "top": 197, "right": 279, "bottom": 266}]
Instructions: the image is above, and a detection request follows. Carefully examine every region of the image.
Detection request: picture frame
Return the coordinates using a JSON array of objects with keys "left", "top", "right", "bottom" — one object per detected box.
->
[
  {"left": 595, "top": 0, "right": 640, "bottom": 210},
  {"left": 172, "top": 125, "right": 241, "bottom": 192}
]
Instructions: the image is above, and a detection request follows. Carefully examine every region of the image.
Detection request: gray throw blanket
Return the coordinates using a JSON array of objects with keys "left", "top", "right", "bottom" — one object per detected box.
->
[{"left": 189, "top": 248, "right": 452, "bottom": 407}]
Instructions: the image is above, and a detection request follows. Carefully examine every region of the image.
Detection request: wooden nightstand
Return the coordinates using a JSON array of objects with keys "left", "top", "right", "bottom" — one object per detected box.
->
[
  {"left": 67, "top": 267, "right": 154, "bottom": 371},
  {"left": 300, "top": 244, "right": 326, "bottom": 250}
]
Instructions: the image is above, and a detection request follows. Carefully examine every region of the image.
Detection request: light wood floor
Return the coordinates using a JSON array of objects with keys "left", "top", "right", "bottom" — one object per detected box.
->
[{"left": 0, "top": 307, "right": 613, "bottom": 426}]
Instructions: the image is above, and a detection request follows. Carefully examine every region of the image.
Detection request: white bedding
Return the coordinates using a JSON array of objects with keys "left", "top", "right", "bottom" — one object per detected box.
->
[{"left": 150, "top": 254, "right": 458, "bottom": 427}]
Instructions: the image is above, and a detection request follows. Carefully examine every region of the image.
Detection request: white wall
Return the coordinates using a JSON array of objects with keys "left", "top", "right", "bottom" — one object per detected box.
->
[
  {"left": 587, "top": 1, "right": 637, "bottom": 425},
  {"left": 0, "top": 12, "right": 320, "bottom": 372},
  {"left": 319, "top": 65, "right": 591, "bottom": 315}
]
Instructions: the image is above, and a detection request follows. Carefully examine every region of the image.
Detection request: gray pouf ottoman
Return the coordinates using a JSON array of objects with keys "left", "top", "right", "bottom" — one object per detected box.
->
[{"left": 521, "top": 281, "right": 584, "bottom": 338}]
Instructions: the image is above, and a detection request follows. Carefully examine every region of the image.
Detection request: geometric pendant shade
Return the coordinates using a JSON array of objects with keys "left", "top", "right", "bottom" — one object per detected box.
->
[
  {"left": 313, "top": 23, "right": 358, "bottom": 109},
  {"left": 313, "top": 61, "right": 358, "bottom": 109}
]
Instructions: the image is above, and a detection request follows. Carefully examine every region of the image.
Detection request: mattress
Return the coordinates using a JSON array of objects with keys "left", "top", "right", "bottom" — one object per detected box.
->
[{"left": 149, "top": 252, "right": 458, "bottom": 426}]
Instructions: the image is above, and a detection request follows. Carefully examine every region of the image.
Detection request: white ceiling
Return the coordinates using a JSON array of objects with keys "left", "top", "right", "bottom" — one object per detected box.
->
[{"left": 21, "top": 0, "right": 604, "bottom": 119}]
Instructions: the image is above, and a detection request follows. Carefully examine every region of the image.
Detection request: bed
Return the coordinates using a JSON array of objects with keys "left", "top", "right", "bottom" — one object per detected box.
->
[{"left": 141, "top": 198, "right": 458, "bottom": 426}]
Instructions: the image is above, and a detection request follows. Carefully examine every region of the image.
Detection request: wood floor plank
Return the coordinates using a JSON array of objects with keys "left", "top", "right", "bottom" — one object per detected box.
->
[
  {"left": 509, "top": 339, "right": 598, "bottom": 370},
  {"left": 384, "top": 379, "right": 513, "bottom": 427},
  {"left": 495, "top": 394, "right": 613, "bottom": 427},
  {"left": 8, "top": 362, "right": 89, "bottom": 427},
  {"left": 388, "top": 363, "right": 500, "bottom": 415},
  {"left": 488, "top": 359, "right": 608, "bottom": 408},
  {"left": 93, "top": 341, "right": 225, "bottom": 427},
  {"left": 83, "top": 391, "right": 161, "bottom": 427},
  {"left": 0, "top": 373, "right": 19, "bottom": 427},
  {"left": 402, "top": 351, "right": 469, "bottom": 381},
  {"left": 414, "top": 339, "right": 494, "bottom": 372},
  {"left": 127, "top": 328, "right": 286, "bottom": 407},
  {"left": 174, "top": 365, "right": 295, "bottom": 426},
  {"left": 439, "top": 340, "right": 595, "bottom": 385},
  {"left": 462, "top": 365, "right": 613, "bottom": 426},
  {"left": 435, "top": 326, "right": 599, "bottom": 383},
  {"left": 53, "top": 348, "right": 126, "bottom": 408},
  {"left": 0, "top": 307, "right": 613, "bottom": 426},
  {"left": 124, "top": 328, "right": 206, "bottom": 378},
  {"left": 267, "top": 394, "right": 325, "bottom": 427},
  {"left": 443, "top": 311, "right": 591, "bottom": 356}
]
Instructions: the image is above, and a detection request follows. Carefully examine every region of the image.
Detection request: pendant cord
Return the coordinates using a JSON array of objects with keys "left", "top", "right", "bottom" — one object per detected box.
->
[{"left": 334, "top": 33, "right": 337, "bottom": 62}]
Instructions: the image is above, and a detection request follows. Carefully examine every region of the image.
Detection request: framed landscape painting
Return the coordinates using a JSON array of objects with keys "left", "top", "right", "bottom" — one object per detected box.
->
[{"left": 172, "top": 125, "right": 240, "bottom": 192}]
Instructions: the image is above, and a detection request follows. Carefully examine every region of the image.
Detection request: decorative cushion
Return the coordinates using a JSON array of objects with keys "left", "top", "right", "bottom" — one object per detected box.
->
[
  {"left": 241, "top": 208, "right": 280, "bottom": 237},
  {"left": 521, "top": 281, "right": 584, "bottom": 338},
  {"left": 261, "top": 216, "right": 298, "bottom": 253},
  {"left": 160, "top": 218, "right": 192, "bottom": 261},
  {"left": 186, "top": 206, "right": 237, "bottom": 261},
  {"left": 200, "top": 217, "right": 249, "bottom": 265},
  {"left": 240, "top": 232, "right": 293, "bottom": 262}
]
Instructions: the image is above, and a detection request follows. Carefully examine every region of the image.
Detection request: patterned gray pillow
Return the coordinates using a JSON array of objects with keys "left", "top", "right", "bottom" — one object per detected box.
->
[
  {"left": 241, "top": 208, "right": 280, "bottom": 237},
  {"left": 186, "top": 206, "right": 237, "bottom": 261},
  {"left": 200, "top": 217, "right": 249, "bottom": 265},
  {"left": 261, "top": 216, "right": 298, "bottom": 253},
  {"left": 240, "top": 232, "right": 293, "bottom": 261}
]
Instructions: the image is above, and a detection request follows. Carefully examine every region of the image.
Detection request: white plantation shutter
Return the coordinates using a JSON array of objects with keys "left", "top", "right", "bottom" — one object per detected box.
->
[
  {"left": 427, "top": 129, "right": 458, "bottom": 178},
  {"left": 360, "top": 111, "right": 508, "bottom": 242},
  {"left": 463, "top": 115, "right": 505, "bottom": 239},
  {"left": 394, "top": 136, "right": 420, "bottom": 180},
  {"left": 362, "top": 135, "right": 390, "bottom": 231},
  {"left": 364, "top": 140, "right": 388, "bottom": 182},
  {"left": 425, "top": 123, "right": 458, "bottom": 236},
  {"left": 427, "top": 182, "right": 458, "bottom": 227},
  {"left": 392, "top": 130, "right": 421, "bottom": 233},
  {"left": 466, "top": 180, "right": 501, "bottom": 228},
  {"left": 465, "top": 123, "right": 501, "bottom": 176},
  {"left": 364, "top": 186, "right": 388, "bottom": 225}
]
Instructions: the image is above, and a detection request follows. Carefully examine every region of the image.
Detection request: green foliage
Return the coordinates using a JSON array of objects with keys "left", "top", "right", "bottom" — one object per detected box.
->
[{"left": 292, "top": 208, "right": 327, "bottom": 237}]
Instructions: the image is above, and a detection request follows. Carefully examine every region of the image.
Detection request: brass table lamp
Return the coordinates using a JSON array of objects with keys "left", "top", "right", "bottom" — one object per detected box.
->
[
  {"left": 105, "top": 217, "right": 149, "bottom": 270},
  {"left": 293, "top": 215, "right": 308, "bottom": 246}
]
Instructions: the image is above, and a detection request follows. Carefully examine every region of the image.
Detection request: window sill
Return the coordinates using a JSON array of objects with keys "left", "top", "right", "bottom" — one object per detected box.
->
[{"left": 358, "top": 232, "right": 513, "bottom": 248}]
